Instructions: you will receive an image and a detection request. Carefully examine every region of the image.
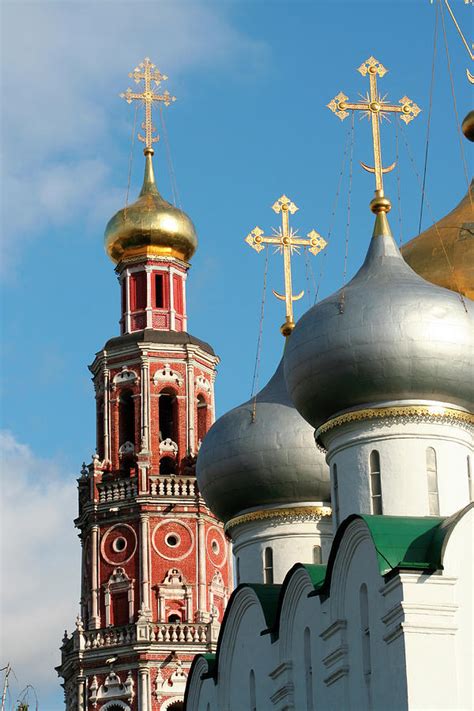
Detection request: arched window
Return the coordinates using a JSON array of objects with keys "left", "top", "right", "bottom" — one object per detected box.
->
[
  {"left": 160, "top": 456, "right": 176, "bottom": 476},
  {"left": 426, "top": 447, "right": 440, "bottom": 515},
  {"left": 168, "top": 613, "right": 181, "bottom": 624},
  {"left": 263, "top": 547, "right": 273, "bottom": 584},
  {"left": 119, "top": 389, "right": 135, "bottom": 446},
  {"left": 313, "top": 545, "right": 322, "bottom": 565},
  {"left": 249, "top": 669, "right": 256, "bottom": 711},
  {"left": 369, "top": 450, "right": 383, "bottom": 514},
  {"left": 236, "top": 556, "right": 241, "bottom": 585},
  {"left": 197, "top": 394, "right": 208, "bottom": 445},
  {"left": 159, "top": 388, "right": 178, "bottom": 443},
  {"left": 468, "top": 456, "right": 472, "bottom": 501},
  {"left": 304, "top": 626, "right": 314, "bottom": 711},
  {"left": 359, "top": 584, "right": 371, "bottom": 680},
  {"left": 333, "top": 463, "right": 339, "bottom": 526}
]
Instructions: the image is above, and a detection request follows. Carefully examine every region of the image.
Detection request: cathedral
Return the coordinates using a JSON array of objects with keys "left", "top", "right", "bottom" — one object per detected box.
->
[{"left": 57, "top": 40, "right": 473, "bottom": 711}]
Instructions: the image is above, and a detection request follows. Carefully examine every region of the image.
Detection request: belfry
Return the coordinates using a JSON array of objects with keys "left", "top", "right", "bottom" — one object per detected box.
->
[{"left": 57, "top": 58, "right": 233, "bottom": 711}]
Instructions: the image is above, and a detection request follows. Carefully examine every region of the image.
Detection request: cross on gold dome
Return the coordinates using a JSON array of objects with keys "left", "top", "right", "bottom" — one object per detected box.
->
[
  {"left": 120, "top": 57, "right": 176, "bottom": 152},
  {"left": 245, "top": 195, "right": 327, "bottom": 337},
  {"left": 328, "top": 57, "right": 421, "bottom": 211}
]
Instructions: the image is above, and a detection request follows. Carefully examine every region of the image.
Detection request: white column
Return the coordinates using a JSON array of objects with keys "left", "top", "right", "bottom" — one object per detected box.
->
[
  {"left": 182, "top": 271, "right": 188, "bottom": 331},
  {"left": 139, "top": 514, "right": 151, "bottom": 611},
  {"left": 169, "top": 266, "right": 176, "bottom": 330},
  {"left": 141, "top": 355, "right": 150, "bottom": 452},
  {"left": 103, "top": 366, "right": 110, "bottom": 461},
  {"left": 197, "top": 518, "right": 207, "bottom": 619},
  {"left": 145, "top": 267, "right": 152, "bottom": 329},
  {"left": 138, "top": 667, "right": 150, "bottom": 711},
  {"left": 210, "top": 370, "right": 217, "bottom": 426},
  {"left": 90, "top": 525, "right": 100, "bottom": 629},
  {"left": 125, "top": 270, "right": 131, "bottom": 333},
  {"left": 186, "top": 360, "right": 195, "bottom": 454},
  {"left": 76, "top": 677, "right": 86, "bottom": 711}
]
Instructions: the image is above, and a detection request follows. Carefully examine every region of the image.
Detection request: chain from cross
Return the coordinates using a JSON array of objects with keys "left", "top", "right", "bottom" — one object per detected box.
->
[
  {"left": 327, "top": 57, "right": 421, "bottom": 195},
  {"left": 120, "top": 57, "right": 176, "bottom": 150},
  {"left": 245, "top": 195, "right": 327, "bottom": 337}
]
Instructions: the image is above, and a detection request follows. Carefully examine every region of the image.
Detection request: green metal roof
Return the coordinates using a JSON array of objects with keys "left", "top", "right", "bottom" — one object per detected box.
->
[
  {"left": 360, "top": 514, "right": 445, "bottom": 576},
  {"left": 199, "top": 653, "right": 217, "bottom": 681},
  {"left": 312, "top": 505, "right": 473, "bottom": 598},
  {"left": 247, "top": 584, "right": 282, "bottom": 630}
]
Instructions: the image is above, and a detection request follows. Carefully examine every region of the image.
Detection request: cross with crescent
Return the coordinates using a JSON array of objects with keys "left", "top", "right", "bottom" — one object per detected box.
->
[
  {"left": 327, "top": 57, "right": 421, "bottom": 199},
  {"left": 120, "top": 57, "right": 176, "bottom": 152},
  {"left": 245, "top": 195, "right": 327, "bottom": 337}
]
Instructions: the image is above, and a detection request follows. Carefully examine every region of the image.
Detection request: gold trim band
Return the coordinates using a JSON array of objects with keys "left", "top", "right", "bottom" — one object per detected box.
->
[
  {"left": 225, "top": 505, "right": 332, "bottom": 533},
  {"left": 316, "top": 404, "right": 474, "bottom": 441}
]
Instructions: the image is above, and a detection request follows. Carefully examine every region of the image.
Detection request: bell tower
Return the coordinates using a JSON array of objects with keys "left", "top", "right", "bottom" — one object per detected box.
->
[{"left": 57, "top": 58, "right": 233, "bottom": 711}]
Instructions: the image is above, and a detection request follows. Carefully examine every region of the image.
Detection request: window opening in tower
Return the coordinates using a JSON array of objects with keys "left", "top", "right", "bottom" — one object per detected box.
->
[
  {"left": 159, "top": 389, "right": 177, "bottom": 442},
  {"left": 119, "top": 389, "right": 135, "bottom": 446}
]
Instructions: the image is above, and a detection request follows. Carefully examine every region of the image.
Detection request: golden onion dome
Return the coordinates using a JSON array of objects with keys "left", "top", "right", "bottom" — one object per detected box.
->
[
  {"left": 104, "top": 149, "right": 197, "bottom": 263},
  {"left": 401, "top": 182, "right": 473, "bottom": 300}
]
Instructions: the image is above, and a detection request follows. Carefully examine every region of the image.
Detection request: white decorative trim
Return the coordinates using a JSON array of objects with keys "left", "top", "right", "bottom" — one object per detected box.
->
[
  {"left": 159, "top": 438, "right": 178, "bottom": 455},
  {"left": 206, "top": 525, "right": 228, "bottom": 568},
  {"left": 195, "top": 374, "right": 211, "bottom": 394},
  {"left": 101, "top": 524, "right": 138, "bottom": 566},
  {"left": 154, "top": 364, "right": 183, "bottom": 388},
  {"left": 151, "top": 519, "right": 195, "bottom": 562},
  {"left": 113, "top": 367, "right": 137, "bottom": 386}
]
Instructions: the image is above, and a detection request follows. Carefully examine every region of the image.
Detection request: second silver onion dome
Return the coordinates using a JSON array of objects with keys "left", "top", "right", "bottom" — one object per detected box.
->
[{"left": 196, "top": 356, "right": 330, "bottom": 525}]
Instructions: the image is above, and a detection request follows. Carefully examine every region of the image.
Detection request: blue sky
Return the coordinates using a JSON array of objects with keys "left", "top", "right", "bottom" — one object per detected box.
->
[{"left": 0, "top": 0, "right": 471, "bottom": 707}]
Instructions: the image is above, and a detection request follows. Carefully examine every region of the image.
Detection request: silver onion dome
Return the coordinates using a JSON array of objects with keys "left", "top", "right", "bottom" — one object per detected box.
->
[
  {"left": 196, "top": 356, "right": 330, "bottom": 524},
  {"left": 284, "top": 212, "right": 474, "bottom": 431}
]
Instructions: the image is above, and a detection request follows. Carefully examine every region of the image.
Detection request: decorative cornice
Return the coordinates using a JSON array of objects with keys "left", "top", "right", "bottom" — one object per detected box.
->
[
  {"left": 316, "top": 404, "right": 474, "bottom": 448},
  {"left": 225, "top": 505, "right": 332, "bottom": 532}
]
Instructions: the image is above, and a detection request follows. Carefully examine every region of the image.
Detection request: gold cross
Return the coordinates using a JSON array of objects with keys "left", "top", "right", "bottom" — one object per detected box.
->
[
  {"left": 328, "top": 57, "right": 421, "bottom": 200},
  {"left": 245, "top": 195, "right": 327, "bottom": 337},
  {"left": 120, "top": 57, "right": 176, "bottom": 151}
]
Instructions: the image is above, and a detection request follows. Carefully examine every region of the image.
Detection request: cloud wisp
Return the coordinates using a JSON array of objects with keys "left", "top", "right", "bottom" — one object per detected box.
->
[
  {"left": 0, "top": 0, "right": 268, "bottom": 277},
  {"left": 0, "top": 430, "right": 79, "bottom": 702}
]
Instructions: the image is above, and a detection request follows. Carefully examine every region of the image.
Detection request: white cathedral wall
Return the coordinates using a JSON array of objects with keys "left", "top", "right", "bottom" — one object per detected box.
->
[
  {"left": 217, "top": 587, "right": 276, "bottom": 711},
  {"left": 187, "top": 509, "right": 474, "bottom": 710},
  {"left": 270, "top": 518, "right": 410, "bottom": 711},
  {"left": 402, "top": 506, "right": 473, "bottom": 711},
  {"left": 230, "top": 514, "right": 333, "bottom": 584},
  {"left": 322, "top": 416, "right": 473, "bottom": 522},
  {"left": 185, "top": 657, "right": 217, "bottom": 711}
]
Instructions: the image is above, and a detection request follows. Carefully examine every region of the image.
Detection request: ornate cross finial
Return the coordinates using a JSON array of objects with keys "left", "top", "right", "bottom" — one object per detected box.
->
[
  {"left": 328, "top": 56, "right": 421, "bottom": 212},
  {"left": 245, "top": 195, "right": 327, "bottom": 337},
  {"left": 120, "top": 57, "right": 176, "bottom": 152}
]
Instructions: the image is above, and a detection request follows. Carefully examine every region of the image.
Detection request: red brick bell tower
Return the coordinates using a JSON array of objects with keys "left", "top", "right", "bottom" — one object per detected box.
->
[{"left": 57, "top": 58, "right": 233, "bottom": 711}]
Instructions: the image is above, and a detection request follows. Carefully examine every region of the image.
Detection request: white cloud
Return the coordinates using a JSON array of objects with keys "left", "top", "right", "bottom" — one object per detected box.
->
[
  {"left": 0, "top": 431, "right": 79, "bottom": 700},
  {"left": 0, "top": 0, "right": 268, "bottom": 274}
]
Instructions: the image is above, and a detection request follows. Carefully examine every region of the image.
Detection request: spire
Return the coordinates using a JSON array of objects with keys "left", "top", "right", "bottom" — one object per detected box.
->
[{"left": 139, "top": 148, "right": 160, "bottom": 197}]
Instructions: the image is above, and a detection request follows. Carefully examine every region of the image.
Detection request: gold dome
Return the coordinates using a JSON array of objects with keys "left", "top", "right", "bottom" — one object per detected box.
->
[
  {"left": 401, "top": 182, "right": 473, "bottom": 299},
  {"left": 105, "top": 150, "right": 197, "bottom": 263}
]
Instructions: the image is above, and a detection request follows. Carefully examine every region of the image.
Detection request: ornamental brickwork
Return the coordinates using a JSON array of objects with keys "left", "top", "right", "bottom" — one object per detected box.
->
[{"left": 57, "top": 252, "right": 233, "bottom": 711}]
